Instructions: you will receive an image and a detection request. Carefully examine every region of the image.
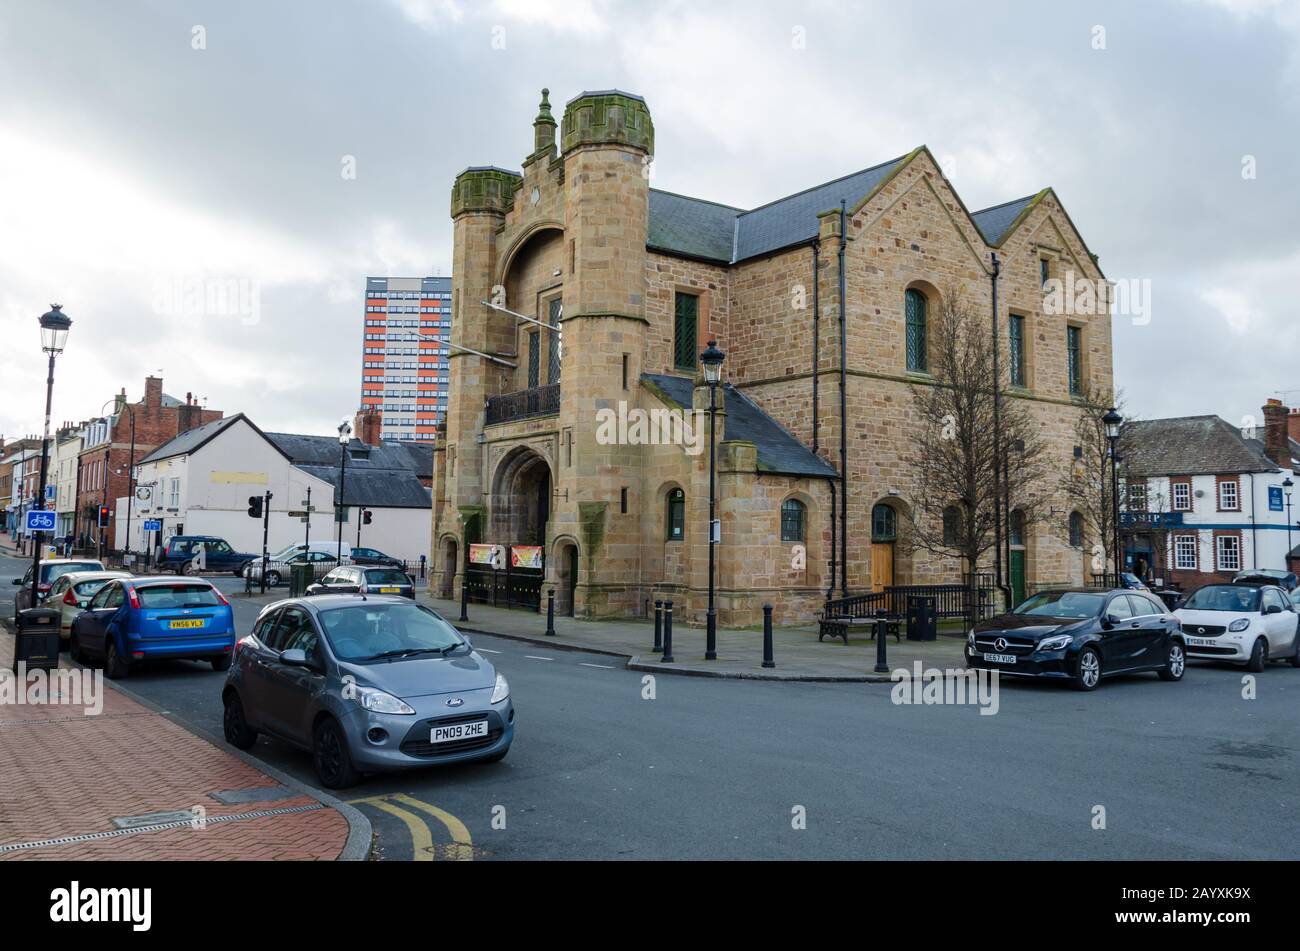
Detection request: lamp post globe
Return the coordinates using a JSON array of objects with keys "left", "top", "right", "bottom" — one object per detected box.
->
[{"left": 39, "top": 304, "right": 72, "bottom": 354}]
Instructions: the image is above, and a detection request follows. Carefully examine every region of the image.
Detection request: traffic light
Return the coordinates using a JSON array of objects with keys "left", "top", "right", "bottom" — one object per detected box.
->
[
  {"left": 362, "top": 510, "right": 372, "bottom": 525},
  {"left": 97, "top": 505, "right": 110, "bottom": 528},
  {"left": 247, "top": 495, "right": 263, "bottom": 519}
]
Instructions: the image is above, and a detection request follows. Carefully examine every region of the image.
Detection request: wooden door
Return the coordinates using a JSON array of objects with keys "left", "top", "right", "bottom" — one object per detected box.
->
[{"left": 871, "top": 542, "right": 894, "bottom": 591}]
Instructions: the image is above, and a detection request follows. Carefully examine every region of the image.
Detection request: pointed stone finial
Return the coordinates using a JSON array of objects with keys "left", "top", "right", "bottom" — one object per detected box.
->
[{"left": 533, "top": 87, "right": 557, "bottom": 153}]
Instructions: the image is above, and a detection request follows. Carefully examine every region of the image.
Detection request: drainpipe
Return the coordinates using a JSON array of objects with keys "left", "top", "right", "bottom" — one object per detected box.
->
[
  {"left": 812, "top": 240, "right": 820, "bottom": 455},
  {"left": 1249, "top": 472, "right": 1258, "bottom": 568},
  {"left": 838, "top": 200, "right": 848, "bottom": 597},
  {"left": 827, "top": 478, "right": 838, "bottom": 602}
]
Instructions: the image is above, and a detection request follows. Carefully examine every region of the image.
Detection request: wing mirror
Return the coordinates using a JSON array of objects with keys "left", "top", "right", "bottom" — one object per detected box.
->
[
  {"left": 280, "top": 648, "right": 313, "bottom": 668},
  {"left": 1101, "top": 612, "right": 1121, "bottom": 629},
  {"left": 1264, "top": 604, "right": 1282, "bottom": 615},
  {"left": 11, "top": 578, "right": 20, "bottom": 585}
]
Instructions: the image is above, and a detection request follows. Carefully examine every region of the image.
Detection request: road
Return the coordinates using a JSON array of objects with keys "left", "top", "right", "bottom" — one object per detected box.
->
[{"left": 3, "top": 549, "right": 1298, "bottom": 860}]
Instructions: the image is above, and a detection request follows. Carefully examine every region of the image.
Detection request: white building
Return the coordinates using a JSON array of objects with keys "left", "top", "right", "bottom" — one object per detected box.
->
[
  {"left": 1122, "top": 403, "right": 1299, "bottom": 589},
  {"left": 53, "top": 425, "right": 85, "bottom": 538},
  {"left": 121, "top": 413, "right": 432, "bottom": 563}
]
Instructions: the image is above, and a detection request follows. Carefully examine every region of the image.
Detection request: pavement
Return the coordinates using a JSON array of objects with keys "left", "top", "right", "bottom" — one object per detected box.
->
[
  {"left": 0, "top": 541, "right": 370, "bottom": 861},
  {"left": 421, "top": 594, "right": 969, "bottom": 681}
]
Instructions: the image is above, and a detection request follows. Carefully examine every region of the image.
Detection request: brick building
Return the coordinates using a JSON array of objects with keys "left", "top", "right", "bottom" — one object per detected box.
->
[
  {"left": 432, "top": 88, "right": 1114, "bottom": 625},
  {"left": 75, "top": 376, "right": 222, "bottom": 552}
]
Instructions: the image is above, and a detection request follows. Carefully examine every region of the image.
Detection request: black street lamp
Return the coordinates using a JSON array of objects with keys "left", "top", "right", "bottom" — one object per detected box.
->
[
  {"left": 336, "top": 417, "right": 353, "bottom": 566},
  {"left": 1103, "top": 406, "right": 1123, "bottom": 583},
  {"left": 29, "top": 304, "right": 72, "bottom": 611},
  {"left": 1283, "top": 477, "right": 1294, "bottom": 566},
  {"left": 701, "top": 339, "right": 725, "bottom": 661}
]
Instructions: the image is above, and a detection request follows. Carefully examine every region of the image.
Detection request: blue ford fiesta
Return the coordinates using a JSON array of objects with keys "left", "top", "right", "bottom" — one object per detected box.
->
[{"left": 69, "top": 577, "right": 237, "bottom": 678}]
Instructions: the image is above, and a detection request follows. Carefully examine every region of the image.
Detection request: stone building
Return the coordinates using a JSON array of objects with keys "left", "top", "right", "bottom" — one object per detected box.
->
[{"left": 432, "top": 88, "right": 1114, "bottom": 626}]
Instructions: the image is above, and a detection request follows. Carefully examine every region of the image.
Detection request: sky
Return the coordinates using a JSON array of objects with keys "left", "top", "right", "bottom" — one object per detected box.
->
[{"left": 1, "top": 0, "right": 1298, "bottom": 441}]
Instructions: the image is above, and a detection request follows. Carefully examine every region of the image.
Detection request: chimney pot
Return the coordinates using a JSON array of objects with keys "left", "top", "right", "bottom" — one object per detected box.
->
[{"left": 1262, "top": 399, "right": 1290, "bottom": 468}]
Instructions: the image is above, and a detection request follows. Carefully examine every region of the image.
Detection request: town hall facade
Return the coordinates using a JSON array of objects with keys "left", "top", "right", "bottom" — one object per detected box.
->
[{"left": 431, "top": 88, "right": 1114, "bottom": 626}]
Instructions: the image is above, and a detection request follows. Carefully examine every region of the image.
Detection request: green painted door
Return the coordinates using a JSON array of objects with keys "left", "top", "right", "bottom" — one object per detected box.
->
[{"left": 1009, "top": 550, "right": 1026, "bottom": 608}]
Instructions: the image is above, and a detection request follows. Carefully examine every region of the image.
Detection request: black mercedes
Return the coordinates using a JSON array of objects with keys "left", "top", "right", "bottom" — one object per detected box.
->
[{"left": 965, "top": 588, "right": 1186, "bottom": 691}]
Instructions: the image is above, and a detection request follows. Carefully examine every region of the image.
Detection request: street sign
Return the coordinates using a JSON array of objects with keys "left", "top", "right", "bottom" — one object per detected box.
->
[
  {"left": 143, "top": 519, "right": 162, "bottom": 532},
  {"left": 45, "top": 484, "right": 56, "bottom": 500},
  {"left": 26, "top": 509, "right": 56, "bottom": 533},
  {"left": 1269, "top": 486, "right": 1284, "bottom": 512}
]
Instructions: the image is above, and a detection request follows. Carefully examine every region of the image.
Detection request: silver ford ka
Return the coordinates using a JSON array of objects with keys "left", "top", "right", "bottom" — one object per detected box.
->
[{"left": 222, "top": 595, "right": 513, "bottom": 788}]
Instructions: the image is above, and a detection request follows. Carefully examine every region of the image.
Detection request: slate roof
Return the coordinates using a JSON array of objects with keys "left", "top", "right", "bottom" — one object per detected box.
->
[
  {"left": 641, "top": 374, "right": 838, "bottom": 479},
  {"left": 264, "top": 433, "right": 433, "bottom": 478},
  {"left": 137, "top": 414, "right": 248, "bottom": 465},
  {"left": 293, "top": 465, "right": 432, "bottom": 509},
  {"left": 1122, "top": 416, "right": 1282, "bottom": 478},
  {"left": 646, "top": 154, "right": 911, "bottom": 265},
  {"left": 971, "top": 193, "right": 1040, "bottom": 246}
]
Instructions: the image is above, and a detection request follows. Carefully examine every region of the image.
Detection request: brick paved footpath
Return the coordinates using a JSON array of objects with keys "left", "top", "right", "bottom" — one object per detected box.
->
[{"left": 0, "top": 629, "right": 365, "bottom": 861}]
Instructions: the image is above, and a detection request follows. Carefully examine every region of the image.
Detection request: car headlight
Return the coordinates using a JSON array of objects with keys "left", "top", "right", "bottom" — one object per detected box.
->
[
  {"left": 491, "top": 672, "right": 510, "bottom": 704},
  {"left": 1228, "top": 618, "right": 1251, "bottom": 632},
  {"left": 1038, "top": 634, "right": 1073, "bottom": 651},
  {"left": 966, "top": 630, "right": 975, "bottom": 646},
  {"left": 356, "top": 686, "right": 416, "bottom": 715}
]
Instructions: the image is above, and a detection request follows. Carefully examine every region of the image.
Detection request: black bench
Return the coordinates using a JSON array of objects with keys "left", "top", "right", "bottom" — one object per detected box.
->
[{"left": 817, "top": 616, "right": 901, "bottom": 645}]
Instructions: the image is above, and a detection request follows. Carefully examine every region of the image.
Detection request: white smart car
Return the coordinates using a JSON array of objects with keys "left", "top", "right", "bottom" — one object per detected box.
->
[{"left": 1175, "top": 582, "right": 1300, "bottom": 671}]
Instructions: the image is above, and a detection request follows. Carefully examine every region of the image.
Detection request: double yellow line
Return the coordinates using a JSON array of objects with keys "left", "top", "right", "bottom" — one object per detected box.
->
[{"left": 349, "top": 792, "right": 473, "bottom": 861}]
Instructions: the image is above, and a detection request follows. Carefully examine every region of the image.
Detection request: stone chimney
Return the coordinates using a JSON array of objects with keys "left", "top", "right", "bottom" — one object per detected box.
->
[
  {"left": 114, "top": 387, "right": 127, "bottom": 414},
  {"left": 355, "top": 406, "right": 382, "bottom": 447},
  {"left": 176, "top": 392, "right": 199, "bottom": 435},
  {"left": 1262, "top": 398, "right": 1290, "bottom": 468},
  {"left": 144, "top": 375, "right": 163, "bottom": 408},
  {"left": 1289, "top": 407, "right": 1300, "bottom": 446}
]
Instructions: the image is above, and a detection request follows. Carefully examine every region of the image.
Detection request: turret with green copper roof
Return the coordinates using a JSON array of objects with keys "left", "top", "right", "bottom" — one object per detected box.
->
[{"left": 560, "top": 89, "right": 654, "bottom": 157}]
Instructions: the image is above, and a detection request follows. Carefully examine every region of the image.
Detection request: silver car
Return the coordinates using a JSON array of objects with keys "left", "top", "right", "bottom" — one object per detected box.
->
[{"left": 221, "top": 595, "right": 513, "bottom": 788}]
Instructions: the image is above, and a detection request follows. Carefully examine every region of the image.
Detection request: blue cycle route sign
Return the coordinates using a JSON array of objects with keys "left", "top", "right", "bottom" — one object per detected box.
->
[
  {"left": 143, "top": 519, "right": 162, "bottom": 532},
  {"left": 26, "top": 509, "right": 57, "bottom": 533}
]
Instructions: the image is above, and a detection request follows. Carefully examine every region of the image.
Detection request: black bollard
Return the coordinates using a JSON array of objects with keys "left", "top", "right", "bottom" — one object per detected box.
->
[
  {"left": 653, "top": 599, "right": 663, "bottom": 653},
  {"left": 459, "top": 577, "right": 469, "bottom": 622},
  {"left": 874, "top": 609, "right": 889, "bottom": 673},
  {"left": 661, "top": 600, "right": 674, "bottom": 663},
  {"left": 545, "top": 589, "right": 556, "bottom": 636},
  {"left": 762, "top": 603, "right": 775, "bottom": 668}
]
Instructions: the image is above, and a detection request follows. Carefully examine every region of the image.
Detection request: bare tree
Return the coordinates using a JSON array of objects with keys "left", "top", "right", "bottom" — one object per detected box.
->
[
  {"left": 904, "top": 288, "right": 1052, "bottom": 623},
  {"left": 1062, "top": 383, "right": 1128, "bottom": 581}
]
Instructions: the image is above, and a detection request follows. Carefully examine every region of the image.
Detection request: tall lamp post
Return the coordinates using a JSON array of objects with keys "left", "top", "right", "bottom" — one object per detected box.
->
[
  {"left": 1103, "top": 407, "right": 1123, "bottom": 583},
  {"left": 1283, "top": 477, "right": 1294, "bottom": 568},
  {"left": 700, "top": 340, "right": 725, "bottom": 661},
  {"left": 30, "top": 304, "right": 72, "bottom": 611},
  {"left": 336, "top": 418, "right": 353, "bottom": 566}
]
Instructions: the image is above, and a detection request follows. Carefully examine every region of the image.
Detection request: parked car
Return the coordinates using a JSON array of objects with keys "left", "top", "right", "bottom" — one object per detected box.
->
[
  {"left": 1117, "top": 572, "right": 1151, "bottom": 591},
  {"left": 69, "top": 576, "right": 237, "bottom": 678},
  {"left": 349, "top": 547, "right": 403, "bottom": 568},
  {"left": 244, "top": 549, "right": 346, "bottom": 587},
  {"left": 306, "top": 566, "right": 415, "bottom": 599},
  {"left": 966, "top": 588, "right": 1186, "bottom": 691},
  {"left": 1232, "top": 569, "right": 1298, "bottom": 592},
  {"left": 1174, "top": 582, "right": 1300, "bottom": 671},
  {"left": 222, "top": 595, "right": 513, "bottom": 788},
  {"left": 46, "top": 570, "right": 133, "bottom": 640},
  {"left": 11, "top": 558, "right": 106, "bottom": 619},
  {"left": 157, "top": 535, "right": 257, "bottom": 576}
]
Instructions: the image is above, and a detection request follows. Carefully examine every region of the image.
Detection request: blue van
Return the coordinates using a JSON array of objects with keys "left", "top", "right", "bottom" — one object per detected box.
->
[{"left": 158, "top": 535, "right": 257, "bottom": 576}]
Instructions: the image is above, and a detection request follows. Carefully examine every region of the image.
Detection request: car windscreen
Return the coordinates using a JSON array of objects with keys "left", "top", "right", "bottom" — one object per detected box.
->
[
  {"left": 43, "top": 562, "right": 103, "bottom": 582},
  {"left": 318, "top": 602, "right": 463, "bottom": 661},
  {"left": 1183, "top": 585, "right": 1260, "bottom": 612},
  {"left": 364, "top": 569, "right": 410, "bottom": 585},
  {"left": 136, "top": 584, "right": 223, "bottom": 609},
  {"left": 1013, "top": 591, "right": 1105, "bottom": 619},
  {"left": 72, "top": 579, "right": 114, "bottom": 597}
]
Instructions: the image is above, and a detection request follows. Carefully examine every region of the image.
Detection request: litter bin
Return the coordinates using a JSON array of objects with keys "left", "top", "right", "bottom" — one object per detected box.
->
[
  {"left": 290, "top": 562, "right": 314, "bottom": 597},
  {"left": 905, "top": 596, "right": 937, "bottom": 642},
  {"left": 13, "top": 607, "right": 61, "bottom": 673}
]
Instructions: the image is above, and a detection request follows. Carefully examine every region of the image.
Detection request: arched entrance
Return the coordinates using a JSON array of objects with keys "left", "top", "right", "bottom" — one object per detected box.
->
[
  {"left": 553, "top": 538, "right": 579, "bottom": 616},
  {"left": 439, "top": 536, "right": 458, "bottom": 599},
  {"left": 490, "top": 446, "right": 553, "bottom": 546}
]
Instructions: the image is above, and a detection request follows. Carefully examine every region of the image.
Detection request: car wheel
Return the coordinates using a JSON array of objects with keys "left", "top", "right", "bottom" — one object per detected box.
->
[
  {"left": 313, "top": 718, "right": 360, "bottom": 789},
  {"left": 1073, "top": 647, "right": 1102, "bottom": 691},
  {"left": 104, "top": 640, "right": 129, "bottom": 680},
  {"left": 265, "top": 571, "right": 281, "bottom": 587},
  {"left": 1158, "top": 642, "right": 1185, "bottom": 681},
  {"left": 1246, "top": 637, "right": 1267, "bottom": 673},
  {"left": 222, "top": 692, "right": 258, "bottom": 750},
  {"left": 211, "top": 654, "right": 232, "bottom": 672}
]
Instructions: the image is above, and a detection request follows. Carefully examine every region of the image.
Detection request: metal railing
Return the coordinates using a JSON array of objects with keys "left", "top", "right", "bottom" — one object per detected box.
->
[
  {"left": 485, "top": 383, "right": 560, "bottom": 425},
  {"left": 822, "top": 582, "right": 995, "bottom": 624}
]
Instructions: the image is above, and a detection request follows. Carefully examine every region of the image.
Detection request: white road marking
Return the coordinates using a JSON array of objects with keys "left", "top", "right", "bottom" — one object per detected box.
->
[
  {"left": 579, "top": 662, "right": 615, "bottom": 669},
  {"left": 476, "top": 648, "right": 502, "bottom": 654},
  {"left": 524, "top": 655, "right": 554, "bottom": 661}
]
